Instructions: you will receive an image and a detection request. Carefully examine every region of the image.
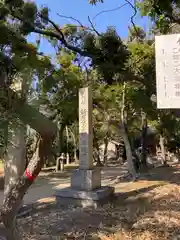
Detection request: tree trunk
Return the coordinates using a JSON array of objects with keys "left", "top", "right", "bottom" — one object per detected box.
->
[
  {"left": 0, "top": 88, "right": 56, "bottom": 138},
  {"left": 56, "top": 122, "right": 65, "bottom": 172},
  {"left": 0, "top": 85, "right": 56, "bottom": 239},
  {"left": 109, "top": 121, "right": 137, "bottom": 179},
  {"left": 121, "top": 122, "right": 137, "bottom": 179},
  {"left": 141, "top": 112, "right": 148, "bottom": 170},
  {"left": 74, "top": 150, "right": 78, "bottom": 163},
  {"left": 103, "top": 118, "right": 110, "bottom": 166},
  {"left": 159, "top": 134, "right": 167, "bottom": 165},
  {"left": 65, "top": 126, "right": 70, "bottom": 165},
  {"left": 4, "top": 121, "right": 26, "bottom": 196},
  {"left": 103, "top": 136, "right": 108, "bottom": 166},
  {"left": 0, "top": 216, "right": 22, "bottom": 240},
  {"left": 60, "top": 159, "right": 64, "bottom": 172},
  {"left": 93, "top": 129, "right": 103, "bottom": 166},
  {"left": 68, "top": 127, "right": 78, "bottom": 163},
  {"left": 94, "top": 146, "right": 103, "bottom": 166},
  {"left": 109, "top": 82, "right": 136, "bottom": 179},
  {"left": 121, "top": 82, "right": 136, "bottom": 179},
  {"left": 4, "top": 77, "right": 28, "bottom": 206},
  {"left": 96, "top": 153, "right": 102, "bottom": 166},
  {"left": 1, "top": 137, "right": 52, "bottom": 240}
]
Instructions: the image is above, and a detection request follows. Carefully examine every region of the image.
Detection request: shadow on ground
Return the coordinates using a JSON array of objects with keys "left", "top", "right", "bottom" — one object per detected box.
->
[
  {"left": 103, "top": 163, "right": 180, "bottom": 186},
  {"left": 2, "top": 165, "right": 180, "bottom": 239},
  {"left": 136, "top": 164, "right": 180, "bottom": 185},
  {"left": 15, "top": 167, "right": 180, "bottom": 240}
]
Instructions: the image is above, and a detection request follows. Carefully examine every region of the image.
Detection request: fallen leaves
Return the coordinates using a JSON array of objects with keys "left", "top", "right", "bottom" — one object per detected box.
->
[{"left": 18, "top": 165, "right": 180, "bottom": 239}]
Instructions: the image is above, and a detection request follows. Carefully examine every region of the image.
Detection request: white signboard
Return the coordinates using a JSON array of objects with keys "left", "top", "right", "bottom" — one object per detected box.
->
[{"left": 155, "top": 34, "right": 180, "bottom": 108}]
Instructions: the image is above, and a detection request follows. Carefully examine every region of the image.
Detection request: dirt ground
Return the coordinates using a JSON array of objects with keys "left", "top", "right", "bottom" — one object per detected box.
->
[{"left": 13, "top": 164, "right": 180, "bottom": 240}]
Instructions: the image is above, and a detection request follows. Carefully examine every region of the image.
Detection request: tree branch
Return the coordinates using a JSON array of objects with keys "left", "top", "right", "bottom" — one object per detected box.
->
[
  {"left": 88, "top": 16, "right": 101, "bottom": 36},
  {"left": 11, "top": 11, "right": 93, "bottom": 58},
  {"left": 0, "top": 86, "right": 57, "bottom": 138},
  {"left": 33, "top": 27, "right": 92, "bottom": 57},
  {"left": 57, "top": 13, "right": 101, "bottom": 35},
  {"left": 35, "top": 16, "right": 93, "bottom": 58},
  {"left": 152, "top": 4, "right": 180, "bottom": 26},
  {"left": 10, "top": 8, "right": 147, "bottom": 86},
  {"left": 57, "top": 14, "right": 85, "bottom": 28},
  {"left": 163, "top": 11, "right": 180, "bottom": 25},
  {"left": 92, "top": 3, "right": 128, "bottom": 21},
  {"left": 125, "top": 0, "right": 139, "bottom": 36}
]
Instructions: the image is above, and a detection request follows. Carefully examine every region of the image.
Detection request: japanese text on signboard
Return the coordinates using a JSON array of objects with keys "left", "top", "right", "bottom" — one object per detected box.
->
[{"left": 172, "top": 45, "right": 180, "bottom": 97}]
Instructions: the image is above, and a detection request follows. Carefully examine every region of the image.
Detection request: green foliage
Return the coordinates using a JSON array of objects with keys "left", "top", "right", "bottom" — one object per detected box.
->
[
  {"left": 0, "top": 0, "right": 131, "bottom": 86},
  {"left": 127, "top": 41, "right": 155, "bottom": 94},
  {"left": 128, "top": 26, "right": 146, "bottom": 42},
  {"left": 89, "top": 0, "right": 103, "bottom": 4},
  {"left": 61, "top": 24, "right": 78, "bottom": 36},
  {"left": 40, "top": 6, "right": 49, "bottom": 24},
  {"left": 83, "top": 27, "right": 129, "bottom": 83},
  {"left": 137, "top": 0, "right": 180, "bottom": 33},
  {"left": 39, "top": 52, "right": 83, "bottom": 127},
  {"left": 93, "top": 81, "right": 155, "bottom": 145},
  {"left": 1, "top": 0, "right": 180, "bottom": 160}
]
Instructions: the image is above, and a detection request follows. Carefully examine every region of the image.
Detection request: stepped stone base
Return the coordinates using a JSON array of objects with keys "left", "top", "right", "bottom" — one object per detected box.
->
[
  {"left": 71, "top": 168, "right": 101, "bottom": 191},
  {"left": 55, "top": 186, "right": 114, "bottom": 208}
]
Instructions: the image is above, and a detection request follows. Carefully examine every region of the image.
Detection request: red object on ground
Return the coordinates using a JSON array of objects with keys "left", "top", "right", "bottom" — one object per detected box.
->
[{"left": 25, "top": 168, "right": 36, "bottom": 182}]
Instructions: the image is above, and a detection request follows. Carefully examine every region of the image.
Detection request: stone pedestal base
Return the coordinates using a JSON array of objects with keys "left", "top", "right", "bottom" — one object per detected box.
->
[
  {"left": 71, "top": 168, "right": 101, "bottom": 191},
  {"left": 55, "top": 186, "right": 114, "bottom": 208}
]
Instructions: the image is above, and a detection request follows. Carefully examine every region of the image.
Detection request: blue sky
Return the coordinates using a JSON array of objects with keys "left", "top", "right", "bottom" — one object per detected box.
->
[{"left": 29, "top": 0, "right": 150, "bottom": 56}]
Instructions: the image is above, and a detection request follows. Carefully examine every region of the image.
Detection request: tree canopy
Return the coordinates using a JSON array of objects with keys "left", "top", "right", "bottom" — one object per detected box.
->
[{"left": 2, "top": 1, "right": 180, "bottom": 238}]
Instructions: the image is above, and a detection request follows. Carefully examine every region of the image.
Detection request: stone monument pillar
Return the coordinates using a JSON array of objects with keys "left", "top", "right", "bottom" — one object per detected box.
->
[
  {"left": 55, "top": 87, "right": 114, "bottom": 207},
  {"left": 71, "top": 87, "right": 101, "bottom": 191},
  {"left": 79, "top": 87, "right": 93, "bottom": 170}
]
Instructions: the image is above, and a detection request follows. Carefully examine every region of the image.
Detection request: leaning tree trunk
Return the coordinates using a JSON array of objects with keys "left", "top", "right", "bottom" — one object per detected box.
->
[
  {"left": 4, "top": 77, "right": 28, "bottom": 200},
  {"left": 0, "top": 87, "right": 57, "bottom": 239},
  {"left": 109, "top": 82, "right": 137, "bottom": 180},
  {"left": 121, "top": 122, "right": 137, "bottom": 179},
  {"left": 1, "top": 137, "right": 52, "bottom": 240},
  {"left": 109, "top": 120, "right": 137, "bottom": 179},
  {"left": 121, "top": 82, "right": 136, "bottom": 179},
  {"left": 4, "top": 121, "right": 26, "bottom": 197}
]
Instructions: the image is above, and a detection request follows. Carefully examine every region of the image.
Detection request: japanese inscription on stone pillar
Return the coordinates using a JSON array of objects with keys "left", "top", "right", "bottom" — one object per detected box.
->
[{"left": 79, "top": 87, "right": 93, "bottom": 169}]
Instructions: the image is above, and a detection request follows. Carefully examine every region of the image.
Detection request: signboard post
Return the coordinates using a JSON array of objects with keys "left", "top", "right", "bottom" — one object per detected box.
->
[{"left": 155, "top": 34, "right": 180, "bottom": 109}]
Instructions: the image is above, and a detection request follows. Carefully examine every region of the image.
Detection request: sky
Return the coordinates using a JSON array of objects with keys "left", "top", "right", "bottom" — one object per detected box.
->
[{"left": 28, "top": 0, "right": 150, "bottom": 56}]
